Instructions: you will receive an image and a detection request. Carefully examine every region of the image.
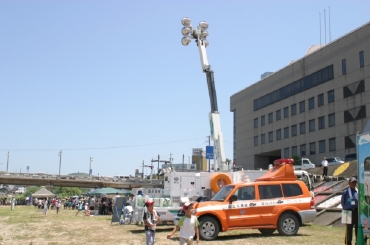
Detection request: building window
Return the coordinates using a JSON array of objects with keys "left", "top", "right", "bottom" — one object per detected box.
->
[
  {"left": 360, "top": 51, "right": 364, "bottom": 68},
  {"left": 261, "top": 115, "right": 265, "bottom": 126},
  {"left": 299, "top": 101, "right": 305, "bottom": 113},
  {"left": 284, "top": 127, "right": 289, "bottom": 138},
  {"left": 318, "top": 116, "right": 325, "bottom": 130},
  {"left": 318, "top": 94, "right": 324, "bottom": 107},
  {"left": 344, "top": 106, "right": 367, "bottom": 123},
  {"left": 300, "top": 144, "right": 306, "bottom": 157},
  {"left": 300, "top": 122, "right": 306, "bottom": 134},
  {"left": 284, "top": 148, "right": 289, "bottom": 158},
  {"left": 329, "top": 138, "right": 336, "bottom": 151},
  {"left": 342, "top": 59, "right": 346, "bottom": 75},
  {"left": 291, "top": 124, "right": 297, "bottom": 137},
  {"left": 254, "top": 118, "right": 258, "bottom": 128},
  {"left": 261, "top": 134, "right": 265, "bottom": 144},
  {"left": 284, "top": 107, "right": 289, "bottom": 118},
  {"left": 254, "top": 136, "right": 258, "bottom": 146},
  {"left": 292, "top": 146, "right": 297, "bottom": 157},
  {"left": 309, "top": 142, "right": 316, "bottom": 155},
  {"left": 253, "top": 65, "right": 334, "bottom": 111},
  {"left": 309, "top": 119, "right": 315, "bottom": 132},
  {"left": 328, "top": 113, "right": 335, "bottom": 127},
  {"left": 343, "top": 80, "right": 365, "bottom": 98},
  {"left": 276, "top": 110, "right": 281, "bottom": 121},
  {"left": 268, "top": 131, "right": 273, "bottom": 142},
  {"left": 308, "top": 97, "right": 315, "bottom": 110},
  {"left": 328, "top": 90, "right": 334, "bottom": 103},
  {"left": 345, "top": 135, "right": 356, "bottom": 149},
  {"left": 291, "top": 104, "right": 297, "bottom": 116},
  {"left": 268, "top": 113, "right": 273, "bottom": 124},
  {"left": 319, "top": 140, "right": 326, "bottom": 153},
  {"left": 276, "top": 129, "right": 281, "bottom": 141}
]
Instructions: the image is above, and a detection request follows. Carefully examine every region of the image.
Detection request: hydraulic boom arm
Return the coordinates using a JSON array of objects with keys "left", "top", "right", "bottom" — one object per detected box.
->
[{"left": 197, "top": 39, "right": 226, "bottom": 171}]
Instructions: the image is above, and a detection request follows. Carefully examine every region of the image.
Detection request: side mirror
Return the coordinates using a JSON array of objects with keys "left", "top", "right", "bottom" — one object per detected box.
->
[{"left": 228, "top": 195, "right": 237, "bottom": 203}]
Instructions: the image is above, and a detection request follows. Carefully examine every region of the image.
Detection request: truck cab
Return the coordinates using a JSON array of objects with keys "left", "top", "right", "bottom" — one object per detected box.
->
[{"left": 294, "top": 158, "right": 315, "bottom": 170}]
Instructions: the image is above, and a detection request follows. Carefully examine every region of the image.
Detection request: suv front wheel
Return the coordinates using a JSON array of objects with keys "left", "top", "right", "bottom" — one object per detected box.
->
[
  {"left": 277, "top": 213, "right": 299, "bottom": 236},
  {"left": 199, "top": 216, "right": 220, "bottom": 241}
]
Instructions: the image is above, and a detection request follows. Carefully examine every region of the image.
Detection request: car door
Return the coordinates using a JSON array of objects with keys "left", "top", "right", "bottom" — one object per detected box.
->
[
  {"left": 226, "top": 185, "right": 260, "bottom": 227},
  {"left": 257, "top": 184, "right": 284, "bottom": 225}
]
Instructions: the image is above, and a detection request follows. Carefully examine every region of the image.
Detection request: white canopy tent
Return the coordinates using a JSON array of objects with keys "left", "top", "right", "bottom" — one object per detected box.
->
[{"left": 31, "top": 187, "right": 55, "bottom": 198}]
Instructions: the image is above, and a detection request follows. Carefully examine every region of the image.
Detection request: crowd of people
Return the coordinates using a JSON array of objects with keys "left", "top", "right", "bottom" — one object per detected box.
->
[{"left": 28, "top": 193, "right": 137, "bottom": 218}]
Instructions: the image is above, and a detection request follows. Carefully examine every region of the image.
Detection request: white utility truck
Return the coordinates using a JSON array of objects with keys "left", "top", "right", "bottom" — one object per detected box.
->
[
  {"left": 294, "top": 158, "right": 316, "bottom": 170},
  {"left": 131, "top": 169, "right": 267, "bottom": 223}
]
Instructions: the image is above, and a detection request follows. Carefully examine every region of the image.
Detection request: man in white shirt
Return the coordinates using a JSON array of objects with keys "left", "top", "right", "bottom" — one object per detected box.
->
[
  {"left": 321, "top": 157, "right": 328, "bottom": 177},
  {"left": 112, "top": 193, "right": 120, "bottom": 207}
]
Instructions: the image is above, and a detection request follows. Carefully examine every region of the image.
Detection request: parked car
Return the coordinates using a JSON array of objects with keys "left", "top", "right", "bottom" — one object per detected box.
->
[
  {"left": 344, "top": 153, "right": 357, "bottom": 162},
  {"left": 326, "top": 157, "right": 345, "bottom": 166},
  {"left": 175, "top": 159, "right": 316, "bottom": 240}
]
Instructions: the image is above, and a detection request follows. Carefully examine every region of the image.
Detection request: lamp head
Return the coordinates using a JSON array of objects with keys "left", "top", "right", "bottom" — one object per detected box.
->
[
  {"left": 200, "top": 30, "right": 208, "bottom": 39},
  {"left": 181, "top": 37, "right": 191, "bottom": 46},
  {"left": 181, "top": 26, "right": 192, "bottom": 36},
  {"left": 199, "top": 21, "right": 208, "bottom": 30},
  {"left": 181, "top": 17, "right": 191, "bottom": 27}
]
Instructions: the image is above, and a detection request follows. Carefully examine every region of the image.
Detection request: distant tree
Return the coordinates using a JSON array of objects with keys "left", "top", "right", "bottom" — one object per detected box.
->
[
  {"left": 22, "top": 186, "right": 41, "bottom": 198},
  {"left": 52, "top": 187, "right": 82, "bottom": 198},
  {"left": 226, "top": 158, "right": 232, "bottom": 165},
  {"left": 292, "top": 156, "right": 301, "bottom": 165}
]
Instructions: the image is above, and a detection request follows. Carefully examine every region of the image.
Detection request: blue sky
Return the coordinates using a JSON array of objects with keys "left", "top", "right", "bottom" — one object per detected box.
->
[{"left": 0, "top": 1, "right": 369, "bottom": 177}]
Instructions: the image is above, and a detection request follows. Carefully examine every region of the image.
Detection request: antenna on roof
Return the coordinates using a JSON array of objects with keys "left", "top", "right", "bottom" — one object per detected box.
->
[
  {"left": 324, "top": 9, "right": 326, "bottom": 45},
  {"left": 319, "top": 12, "right": 321, "bottom": 47},
  {"left": 329, "top": 6, "right": 331, "bottom": 42}
]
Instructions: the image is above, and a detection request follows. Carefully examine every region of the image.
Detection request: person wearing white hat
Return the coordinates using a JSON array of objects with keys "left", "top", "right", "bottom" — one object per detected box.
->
[{"left": 167, "top": 202, "right": 199, "bottom": 244}]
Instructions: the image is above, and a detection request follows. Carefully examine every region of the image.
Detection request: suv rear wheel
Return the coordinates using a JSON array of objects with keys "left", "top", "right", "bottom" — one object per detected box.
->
[
  {"left": 258, "top": 228, "right": 276, "bottom": 235},
  {"left": 199, "top": 216, "right": 219, "bottom": 240},
  {"left": 277, "top": 213, "right": 299, "bottom": 236}
]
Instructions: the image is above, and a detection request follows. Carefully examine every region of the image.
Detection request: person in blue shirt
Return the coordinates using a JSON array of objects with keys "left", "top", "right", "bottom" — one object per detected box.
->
[{"left": 341, "top": 177, "right": 358, "bottom": 245}]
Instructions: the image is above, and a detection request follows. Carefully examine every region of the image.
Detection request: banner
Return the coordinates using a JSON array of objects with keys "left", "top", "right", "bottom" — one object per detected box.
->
[{"left": 357, "top": 133, "right": 370, "bottom": 234}]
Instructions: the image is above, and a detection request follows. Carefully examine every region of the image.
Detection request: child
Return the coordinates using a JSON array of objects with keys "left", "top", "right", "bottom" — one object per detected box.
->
[
  {"left": 84, "top": 203, "right": 91, "bottom": 216},
  {"left": 42, "top": 198, "right": 48, "bottom": 217},
  {"left": 75, "top": 201, "right": 83, "bottom": 216},
  {"left": 143, "top": 199, "right": 161, "bottom": 245},
  {"left": 167, "top": 202, "right": 199, "bottom": 244},
  {"left": 56, "top": 199, "right": 61, "bottom": 214}
]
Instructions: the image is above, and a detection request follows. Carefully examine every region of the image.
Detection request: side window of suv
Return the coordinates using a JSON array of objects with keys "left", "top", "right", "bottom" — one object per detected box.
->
[
  {"left": 282, "top": 183, "right": 303, "bottom": 197},
  {"left": 236, "top": 186, "right": 255, "bottom": 200},
  {"left": 258, "top": 185, "right": 283, "bottom": 199}
]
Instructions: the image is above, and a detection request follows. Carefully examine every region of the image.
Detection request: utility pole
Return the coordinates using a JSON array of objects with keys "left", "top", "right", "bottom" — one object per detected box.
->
[
  {"left": 151, "top": 155, "right": 170, "bottom": 179},
  {"left": 58, "top": 150, "right": 62, "bottom": 176},
  {"left": 208, "top": 135, "right": 211, "bottom": 172},
  {"left": 182, "top": 154, "right": 184, "bottom": 172},
  {"left": 170, "top": 152, "right": 173, "bottom": 169},
  {"left": 142, "top": 160, "right": 152, "bottom": 179},
  {"left": 6, "top": 151, "right": 10, "bottom": 172},
  {"left": 142, "top": 160, "right": 144, "bottom": 179}
]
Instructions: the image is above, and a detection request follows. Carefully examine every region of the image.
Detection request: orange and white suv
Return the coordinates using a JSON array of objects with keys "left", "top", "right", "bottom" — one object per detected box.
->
[{"left": 192, "top": 159, "right": 316, "bottom": 240}]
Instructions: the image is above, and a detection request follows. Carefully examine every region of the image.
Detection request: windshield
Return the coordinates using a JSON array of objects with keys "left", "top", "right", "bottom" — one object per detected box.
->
[{"left": 211, "top": 185, "right": 235, "bottom": 201}]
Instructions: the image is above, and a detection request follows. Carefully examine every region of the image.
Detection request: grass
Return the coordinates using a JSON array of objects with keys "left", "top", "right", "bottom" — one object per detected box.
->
[{"left": 0, "top": 206, "right": 349, "bottom": 245}]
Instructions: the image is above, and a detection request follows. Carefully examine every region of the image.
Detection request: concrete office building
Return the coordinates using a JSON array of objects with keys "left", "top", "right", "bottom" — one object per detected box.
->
[{"left": 230, "top": 22, "right": 370, "bottom": 170}]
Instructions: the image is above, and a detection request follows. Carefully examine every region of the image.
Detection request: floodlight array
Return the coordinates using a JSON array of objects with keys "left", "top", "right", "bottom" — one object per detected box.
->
[{"left": 181, "top": 17, "right": 209, "bottom": 47}]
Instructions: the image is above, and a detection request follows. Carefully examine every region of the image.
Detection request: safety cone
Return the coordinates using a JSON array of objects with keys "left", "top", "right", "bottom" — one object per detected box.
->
[{"left": 356, "top": 224, "right": 365, "bottom": 245}]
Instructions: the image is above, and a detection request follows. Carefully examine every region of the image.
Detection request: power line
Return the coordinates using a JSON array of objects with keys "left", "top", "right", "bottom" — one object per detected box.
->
[{"left": 0, "top": 137, "right": 205, "bottom": 152}]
